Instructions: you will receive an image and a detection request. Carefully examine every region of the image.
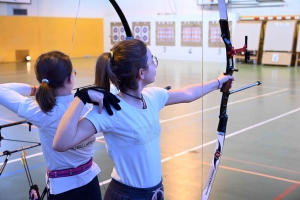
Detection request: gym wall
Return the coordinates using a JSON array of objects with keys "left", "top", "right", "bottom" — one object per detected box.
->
[{"left": 0, "top": 16, "right": 103, "bottom": 62}]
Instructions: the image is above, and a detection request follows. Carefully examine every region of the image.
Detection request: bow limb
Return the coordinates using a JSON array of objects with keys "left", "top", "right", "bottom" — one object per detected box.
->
[
  {"left": 109, "top": 0, "right": 133, "bottom": 39},
  {"left": 201, "top": 1, "right": 235, "bottom": 199}
]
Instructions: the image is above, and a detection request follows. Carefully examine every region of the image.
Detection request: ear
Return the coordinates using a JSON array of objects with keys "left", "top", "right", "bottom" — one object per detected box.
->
[
  {"left": 66, "top": 73, "right": 73, "bottom": 84},
  {"left": 138, "top": 68, "right": 145, "bottom": 80}
]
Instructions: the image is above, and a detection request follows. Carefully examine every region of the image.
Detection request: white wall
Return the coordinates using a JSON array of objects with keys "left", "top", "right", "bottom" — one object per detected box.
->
[
  {"left": 0, "top": 0, "right": 111, "bottom": 17},
  {"left": 227, "top": 0, "right": 299, "bottom": 16},
  {"left": 105, "top": 0, "right": 299, "bottom": 16},
  {"left": 104, "top": 12, "right": 238, "bottom": 62},
  {"left": 0, "top": 0, "right": 298, "bottom": 17},
  {"left": 0, "top": 0, "right": 298, "bottom": 62}
]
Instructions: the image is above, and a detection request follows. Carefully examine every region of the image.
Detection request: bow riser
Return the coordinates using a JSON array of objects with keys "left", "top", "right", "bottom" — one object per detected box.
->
[
  {"left": 217, "top": 94, "right": 229, "bottom": 133},
  {"left": 219, "top": 19, "right": 237, "bottom": 92}
]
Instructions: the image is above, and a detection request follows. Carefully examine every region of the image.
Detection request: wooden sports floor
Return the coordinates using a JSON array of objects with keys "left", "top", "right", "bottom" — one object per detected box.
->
[{"left": 0, "top": 58, "right": 300, "bottom": 200}]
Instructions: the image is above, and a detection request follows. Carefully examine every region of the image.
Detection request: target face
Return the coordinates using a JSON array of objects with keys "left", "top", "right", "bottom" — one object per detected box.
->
[
  {"left": 135, "top": 27, "right": 140, "bottom": 33},
  {"left": 143, "top": 35, "right": 148, "bottom": 42}
]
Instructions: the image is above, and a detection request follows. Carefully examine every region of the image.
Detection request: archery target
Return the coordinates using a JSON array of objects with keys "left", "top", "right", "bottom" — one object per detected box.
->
[
  {"left": 134, "top": 26, "right": 142, "bottom": 40},
  {"left": 183, "top": 27, "right": 192, "bottom": 42},
  {"left": 156, "top": 22, "right": 175, "bottom": 46},
  {"left": 210, "top": 27, "right": 221, "bottom": 43},
  {"left": 112, "top": 26, "right": 119, "bottom": 42},
  {"left": 192, "top": 27, "right": 201, "bottom": 42},
  {"left": 157, "top": 27, "right": 165, "bottom": 42},
  {"left": 120, "top": 26, "right": 126, "bottom": 41},
  {"left": 142, "top": 35, "right": 148, "bottom": 42},
  {"left": 141, "top": 26, "right": 149, "bottom": 43},
  {"left": 165, "top": 27, "right": 174, "bottom": 42},
  {"left": 132, "top": 22, "right": 151, "bottom": 45},
  {"left": 142, "top": 26, "right": 148, "bottom": 34},
  {"left": 181, "top": 21, "right": 202, "bottom": 47},
  {"left": 134, "top": 26, "right": 141, "bottom": 34}
]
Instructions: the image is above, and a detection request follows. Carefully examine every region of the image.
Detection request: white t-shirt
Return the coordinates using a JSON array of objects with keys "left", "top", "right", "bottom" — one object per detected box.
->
[
  {"left": 85, "top": 87, "right": 169, "bottom": 188},
  {"left": 0, "top": 83, "right": 100, "bottom": 194}
]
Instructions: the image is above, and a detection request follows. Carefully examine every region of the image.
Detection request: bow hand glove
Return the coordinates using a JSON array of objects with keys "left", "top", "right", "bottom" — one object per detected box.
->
[{"left": 74, "top": 86, "right": 121, "bottom": 116}]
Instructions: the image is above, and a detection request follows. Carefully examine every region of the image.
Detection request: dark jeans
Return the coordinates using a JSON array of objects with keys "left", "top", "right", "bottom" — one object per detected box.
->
[
  {"left": 48, "top": 175, "right": 102, "bottom": 200},
  {"left": 104, "top": 178, "right": 164, "bottom": 200}
]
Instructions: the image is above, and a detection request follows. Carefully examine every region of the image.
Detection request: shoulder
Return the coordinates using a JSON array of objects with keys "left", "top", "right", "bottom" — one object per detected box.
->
[
  {"left": 143, "top": 87, "right": 167, "bottom": 97},
  {"left": 143, "top": 87, "right": 169, "bottom": 109}
]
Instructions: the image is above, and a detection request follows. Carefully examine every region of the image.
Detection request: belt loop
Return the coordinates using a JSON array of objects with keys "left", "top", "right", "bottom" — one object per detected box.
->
[
  {"left": 54, "top": 171, "right": 57, "bottom": 178},
  {"left": 70, "top": 169, "right": 72, "bottom": 175}
]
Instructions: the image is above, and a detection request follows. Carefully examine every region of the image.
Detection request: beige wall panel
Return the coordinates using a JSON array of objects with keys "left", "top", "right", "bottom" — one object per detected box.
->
[
  {"left": 262, "top": 52, "right": 292, "bottom": 66},
  {"left": 0, "top": 16, "right": 103, "bottom": 62},
  {"left": 263, "top": 20, "right": 296, "bottom": 52}
]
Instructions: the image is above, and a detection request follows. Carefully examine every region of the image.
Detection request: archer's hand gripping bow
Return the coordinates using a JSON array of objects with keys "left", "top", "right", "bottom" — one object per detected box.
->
[{"left": 202, "top": 1, "right": 262, "bottom": 200}]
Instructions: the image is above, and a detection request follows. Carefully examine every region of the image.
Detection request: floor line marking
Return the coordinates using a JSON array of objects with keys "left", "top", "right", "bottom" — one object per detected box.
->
[
  {"left": 206, "top": 162, "right": 300, "bottom": 184},
  {"left": 274, "top": 183, "right": 300, "bottom": 200},
  {"left": 1, "top": 92, "right": 297, "bottom": 185},
  {"left": 99, "top": 178, "right": 111, "bottom": 186},
  {"left": 0, "top": 88, "right": 288, "bottom": 162},
  {"left": 160, "top": 88, "right": 288, "bottom": 123},
  {"left": 207, "top": 154, "right": 300, "bottom": 175},
  {"left": 2, "top": 107, "right": 298, "bottom": 167},
  {"left": 161, "top": 107, "right": 300, "bottom": 162},
  {"left": 98, "top": 160, "right": 300, "bottom": 187},
  {"left": 98, "top": 107, "right": 300, "bottom": 186}
]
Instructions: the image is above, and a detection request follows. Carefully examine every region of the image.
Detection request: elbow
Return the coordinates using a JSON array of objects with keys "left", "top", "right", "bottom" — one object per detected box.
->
[{"left": 52, "top": 142, "right": 69, "bottom": 152}]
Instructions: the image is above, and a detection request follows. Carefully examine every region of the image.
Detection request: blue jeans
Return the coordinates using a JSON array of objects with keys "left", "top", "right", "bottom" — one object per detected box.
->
[{"left": 104, "top": 178, "right": 164, "bottom": 200}]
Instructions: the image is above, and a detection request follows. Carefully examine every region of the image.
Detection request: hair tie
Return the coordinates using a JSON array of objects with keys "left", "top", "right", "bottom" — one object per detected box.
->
[
  {"left": 110, "top": 51, "right": 114, "bottom": 59},
  {"left": 42, "top": 79, "right": 49, "bottom": 84}
]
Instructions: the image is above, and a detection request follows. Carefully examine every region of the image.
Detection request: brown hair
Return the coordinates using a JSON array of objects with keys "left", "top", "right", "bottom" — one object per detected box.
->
[
  {"left": 34, "top": 51, "right": 73, "bottom": 113},
  {"left": 94, "top": 39, "right": 148, "bottom": 92}
]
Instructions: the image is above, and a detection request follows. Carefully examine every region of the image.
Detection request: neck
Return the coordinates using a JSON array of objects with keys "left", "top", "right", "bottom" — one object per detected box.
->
[
  {"left": 120, "top": 90, "right": 147, "bottom": 109},
  {"left": 56, "top": 87, "right": 72, "bottom": 96},
  {"left": 121, "top": 91, "right": 142, "bottom": 100}
]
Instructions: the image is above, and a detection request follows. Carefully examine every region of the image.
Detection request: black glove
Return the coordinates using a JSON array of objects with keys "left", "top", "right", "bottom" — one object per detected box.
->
[{"left": 74, "top": 86, "right": 121, "bottom": 116}]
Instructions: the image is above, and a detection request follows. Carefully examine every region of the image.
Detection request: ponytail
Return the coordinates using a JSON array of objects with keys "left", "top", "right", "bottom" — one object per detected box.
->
[
  {"left": 35, "top": 82, "right": 56, "bottom": 113},
  {"left": 34, "top": 51, "right": 73, "bottom": 113},
  {"left": 94, "top": 52, "right": 118, "bottom": 91}
]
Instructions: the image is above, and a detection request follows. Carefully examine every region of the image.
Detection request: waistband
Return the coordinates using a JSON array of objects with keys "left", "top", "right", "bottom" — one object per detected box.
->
[
  {"left": 47, "top": 158, "right": 92, "bottom": 178},
  {"left": 109, "top": 178, "right": 164, "bottom": 198}
]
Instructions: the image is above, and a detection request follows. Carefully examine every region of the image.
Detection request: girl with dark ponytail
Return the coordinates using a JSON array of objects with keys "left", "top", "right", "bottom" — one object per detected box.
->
[
  {"left": 35, "top": 51, "right": 73, "bottom": 113},
  {"left": 54, "top": 39, "right": 235, "bottom": 200},
  {"left": 0, "top": 51, "right": 102, "bottom": 199}
]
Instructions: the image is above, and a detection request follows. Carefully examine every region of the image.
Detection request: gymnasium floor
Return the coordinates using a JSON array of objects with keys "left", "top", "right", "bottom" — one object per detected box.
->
[{"left": 0, "top": 58, "right": 300, "bottom": 200}]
